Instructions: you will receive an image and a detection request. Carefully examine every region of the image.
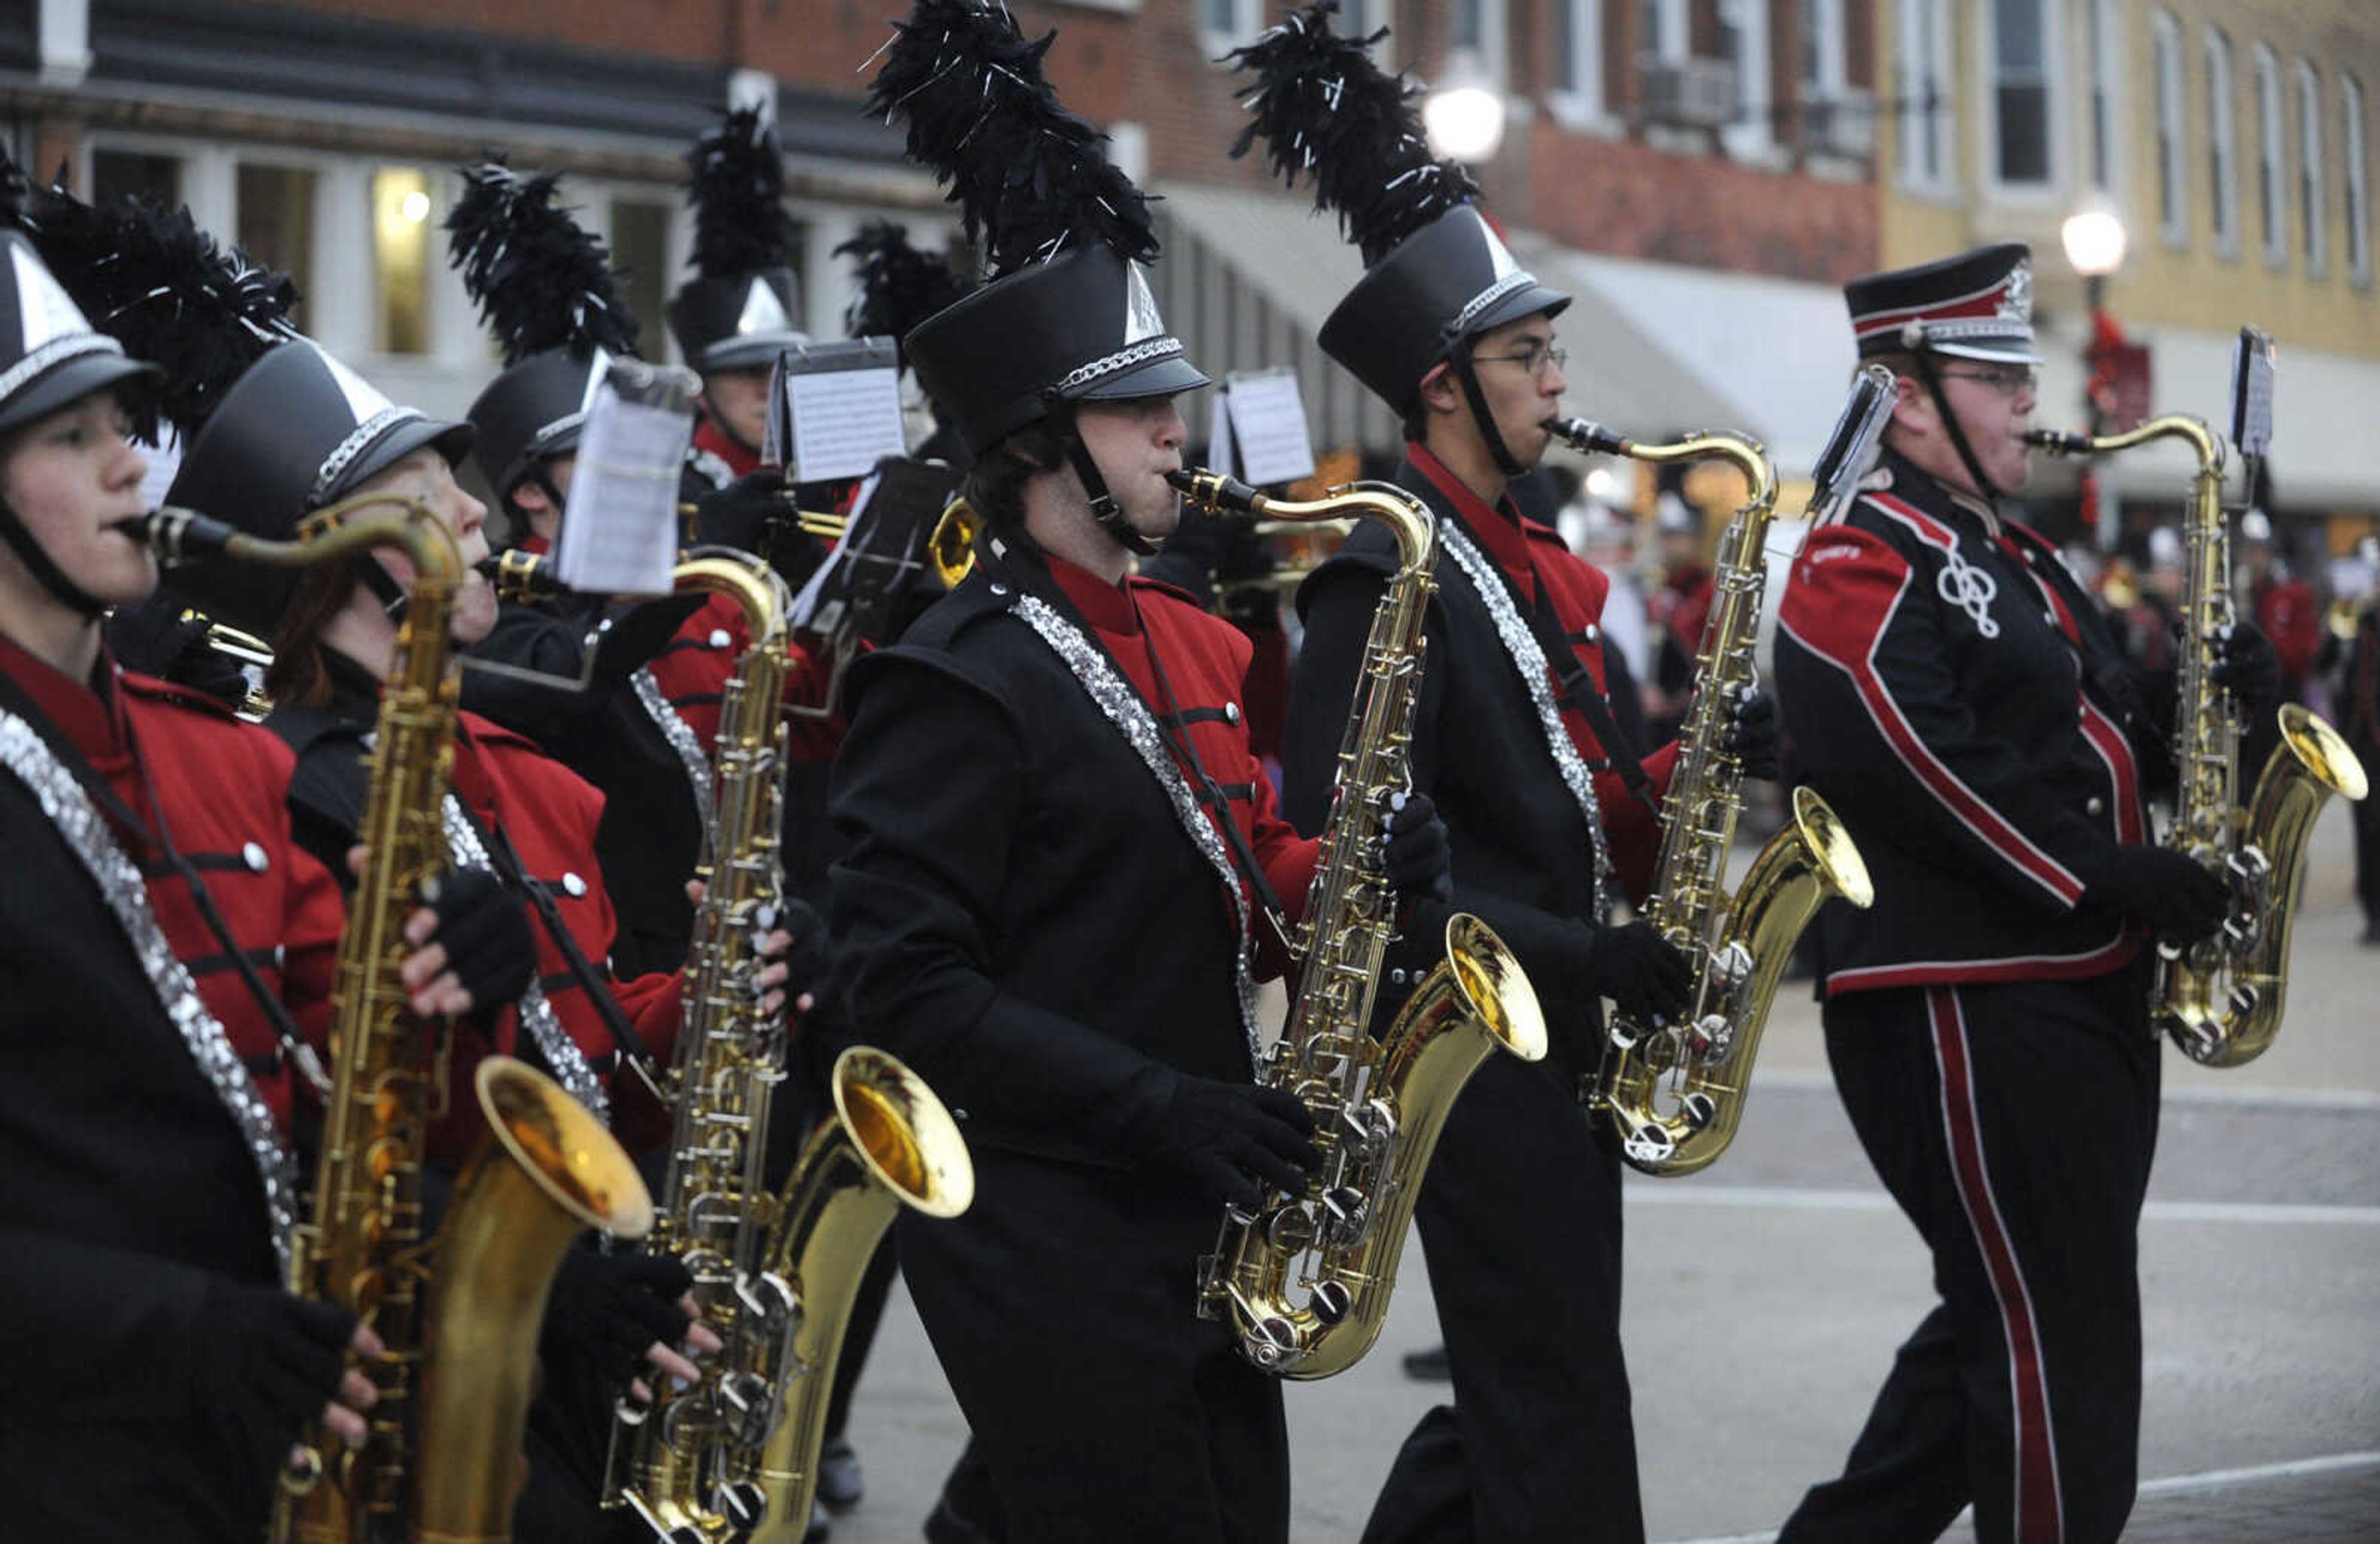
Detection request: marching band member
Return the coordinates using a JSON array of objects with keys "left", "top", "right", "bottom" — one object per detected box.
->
[
  {"left": 0, "top": 180, "right": 505, "bottom": 1542},
  {"left": 827, "top": 6, "right": 1445, "bottom": 1538},
  {"left": 1770, "top": 243, "right": 2276, "bottom": 1543},
  {"left": 1232, "top": 12, "right": 1773, "bottom": 1539}
]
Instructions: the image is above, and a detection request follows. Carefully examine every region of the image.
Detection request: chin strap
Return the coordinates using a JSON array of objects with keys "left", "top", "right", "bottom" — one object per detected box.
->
[
  {"left": 1044, "top": 395, "right": 1158, "bottom": 558},
  {"left": 0, "top": 500, "right": 112, "bottom": 618},
  {"left": 1903, "top": 324, "right": 2004, "bottom": 506},
  {"left": 1445, "top": 335, "right": 1528, "bottom": 480}
]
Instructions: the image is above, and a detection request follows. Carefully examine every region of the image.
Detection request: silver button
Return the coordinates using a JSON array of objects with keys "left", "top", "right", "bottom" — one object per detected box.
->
[
  {"left": 272, "top": 944, "right": 286, "bottom": 968},
  {"left": 708, "top": 629, "right": 732, "bottom": 649},
  {"left": 2087, "top": 796, "right": 2106, "bottom": 816},
  {"left": 1582, "top": 624, "right": 1600, "bottom": 643},
  {"left": 1390, "top": 967, "right": 1409, "bottom": 986},
  {"left": 989, "top": 583, "right": 1010, "bottom": 596},
  {"left": 596, "top": 617, "right": 615, "bottom": 633},
  {"left": 241, "top": 841, "right": 269, "bottom": 873},
  {"left": 1224, "top": 702, "right": 1242, "bottom": 725},
  {"left": 561, "top": 871, "right": 589, "bottom": 898},
  {"left": 2043, "top": 610, "right": 2057, "bottom": 626}
]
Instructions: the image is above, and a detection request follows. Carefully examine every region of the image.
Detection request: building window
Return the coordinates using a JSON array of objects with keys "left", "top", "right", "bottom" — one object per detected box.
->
[
  {"left": 1992, "top": 0, "right": 2052, "bottom": 187},
  {"left": 2347, "top": 74, "right": 2371, "bottom": 283},
  {"left": 2257, "top": 45, "right": 2286, "bottom": 267},
  {"left": 1895, "top": 0, "right": 1952, "bottom": 192},
  {"left": 1799, "top": 0, "right": 1844, "bottom": 99},
  {"left": 2086, "top": 0, "right": 2119, "bottom": 192},
  {"left": 236, "top": 164, "right": 315, "bottom": 334},
  {"left": 609, "top": 197, "right": 672, "bottom": 361},
  {"left": 91, "top": 149, "right": 178, "bottom": 208},
  {"left": 1336, "top": 0, "right": 1390, "bottom": 64},
  {"left": 1551, "top": 0, "right": 1603, "bottom": 118},
  {"left": 2151, "top": 11, "right": 2185, "bottom": 240},
  {"left": 2206, "top": 29, "right": 2238, "bottom": 254},
  {"left": 1639, "top": 0, "right": 1680, "bottom": 62},
  {"left": 1197, "top": 0, "right": 1259, "bottom": 50},
  {"left": 1448, "top": 0, "right": 1507, "bottom": 90},
  {"left": 1714, "top": 0, "right": 1772, "bottom": 158},
  {"left": 371, "top": 165, "right": 432, "bottom": 356},
  {"left": 2299, "top": 61, "right": 2327, "bottom": 276}
]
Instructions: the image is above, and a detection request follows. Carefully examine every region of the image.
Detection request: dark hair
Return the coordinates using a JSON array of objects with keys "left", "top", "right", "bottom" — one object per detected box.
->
[
  {"left": 958, "top": 416, "right": 1070, "bottom": 533},
  {"left": 262, "top": 561, "right": 359, "bottom": 708}
]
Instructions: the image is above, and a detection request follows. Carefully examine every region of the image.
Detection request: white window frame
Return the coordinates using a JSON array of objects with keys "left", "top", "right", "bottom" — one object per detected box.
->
[
  {"left": 2346, "top": 74, "right": 2372, "bottom": 285},
  {"left": 2206, "top": 27, "right": 2239, "bottom": 257},
  {"left": 1547, "top": 0, "right": 1613, "bottom": 133},
  {"left": 1716, "top": 0, "right": 1775, "bottom": 162},
  {"left": 1980, "top": 0, "right": 2062, "bottom": 203},
  {"left": 2299, "top": 60, "right": 2329, "bottom": 278},
  {"left": 1332, "top": 0, "right": 1396, "bottom": 73},
  {"left": 1895, "top": 0, "right": 1955, "bottom": 196},
  {"left": 1642, "top": 0, "right": 1689, "bottom": 66},
  {"left": 2084, "top": 0, "right": 2123, "bottom": 195},
  {"left": 2257, "top": 44, "right": 2287, "bottom": 268},
  {"left": 2149, "top": 11, "right": 2186, "bottom": 245},
  {"left": 1194, "top": 0, "right": 1262, "bottom": 59},
  {"left": 1445, "top": 0, "right": 1510, "bottom": 94}
]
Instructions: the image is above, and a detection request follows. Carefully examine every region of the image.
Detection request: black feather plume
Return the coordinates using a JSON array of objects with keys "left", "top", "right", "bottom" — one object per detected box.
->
[
  {"left": 834, "top": 219, "right": 972, "bottom": 345},
  {"left": 447, "top": 159, "right": 640, "bottom": 366},
  {"left": 9, "top": 169, "right": 297, "bottom": 441},
  {"left": 1224, "top": 1, "right": 1478, "bottom": 265},
  {"left": 685, "top": 106, "right": 800, "bottom": 279},
  {"left": 862, "top": 0, "right": 1157, "bottom": 278}
]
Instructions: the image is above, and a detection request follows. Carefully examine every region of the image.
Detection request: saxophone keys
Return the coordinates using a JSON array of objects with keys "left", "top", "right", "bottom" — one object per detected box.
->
[
  {"left": 1320, "top": 1184, "right": 1368, "bottom": 1234},
  {"left": 719, "top": 1481, "right": 769, "bottom": 1532},
  {"left": 1621, "top": 1124, "right": 1678, "bottom": 1165},
  {"left": 1264, "top": 1204, "right": 1318, "bottom": 1253},
  {"left": 1678, "top": 1091, "right": 1718, "bottom": 1131},
  {"left": 1246, "top": 1315, "right": 1303, "bottom": 1368},
  {"left": 1310, "top": 1279, "right": 1354, "bottom": 1325},
  {"left": 2228, "top": 982, "right": 2263, "bottom": 1017},
  {"left": 720, "top": 1371, "right": 776, "bottom": 1447}
]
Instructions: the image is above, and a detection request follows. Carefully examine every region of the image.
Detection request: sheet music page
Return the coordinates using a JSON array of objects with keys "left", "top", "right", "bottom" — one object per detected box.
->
[
  {"left": 2228, "top": 327, "right": 2276, "bottom": 457},
  {"left": 1205, "top": 387, "right": 1236, "bottom": 479},
  {"left": 787, "top": 367, "right": 907, "bottom": 483},
  {"left": 552, "top": 381, "right": 689, "bottom": 597},
  {"left": 1224, "top": 369, "right": 1316, "bottom": 487}
]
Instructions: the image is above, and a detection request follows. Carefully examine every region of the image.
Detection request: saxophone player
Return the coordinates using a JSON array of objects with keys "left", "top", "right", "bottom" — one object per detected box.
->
[
  {"left": 1769, "top": 244, "right": 2279, "bottom": 1543},
  {"left": 1226, "top": 11, "right": 1778, "bottom": 1539},
  {"left": 0, "top": 188, "right": 519, "bottom": 1540},
  {"left": 822, "top": 7, "right": 1448, "bottom": 1540}
]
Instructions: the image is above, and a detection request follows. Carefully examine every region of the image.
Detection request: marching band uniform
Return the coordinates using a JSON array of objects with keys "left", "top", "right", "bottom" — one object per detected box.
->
[{"left": 1771, "top": 243, "right": 2246, "bottom": 1544}]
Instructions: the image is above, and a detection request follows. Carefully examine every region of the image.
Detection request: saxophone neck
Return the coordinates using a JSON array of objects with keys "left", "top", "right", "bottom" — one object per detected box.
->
[{"left": 1538, "top": 421, "right": 1778, "bottom": 524}]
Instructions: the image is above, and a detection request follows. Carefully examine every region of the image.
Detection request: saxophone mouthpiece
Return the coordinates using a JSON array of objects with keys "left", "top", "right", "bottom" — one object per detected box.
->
[
  {"left": 141, "top": 506, "right": 242, "bottom": 566},
  {"left": 1541, "top": 417, "right": 1631, "bottom": 457},
  {"left": 2024, "top": 429, "right": 2094, "bottom": 456},
  {"left": 1167, "top": 467, "right": 1266, "bottom": 516}
]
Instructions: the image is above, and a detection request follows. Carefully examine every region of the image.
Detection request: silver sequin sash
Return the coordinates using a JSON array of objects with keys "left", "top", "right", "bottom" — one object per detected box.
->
[
  {"left": 0, "top": 708, "right": 299, "bottom": 1269},
  {"left": 632, "top": 665, "right": 716, "bottom": 853},
  {"left": 1434, "top": 519, "right": 1612, "bottom": 918},
  {"left": 1009, "top": 594, "right": 1265, "bottom": 1064},
  {"left": 440, "top": 794, "right": 610, "bottom": 1124}
]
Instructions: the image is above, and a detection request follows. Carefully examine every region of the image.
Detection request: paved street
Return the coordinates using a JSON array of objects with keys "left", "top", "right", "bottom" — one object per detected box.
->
[{"left": 818, "top": 801, "right": 2380, "bottom": 1543}]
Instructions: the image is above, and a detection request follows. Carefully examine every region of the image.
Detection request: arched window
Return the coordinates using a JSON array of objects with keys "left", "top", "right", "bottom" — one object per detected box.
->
[
  {"left": 2152, "top": 10, "right": 2187, "bottom": 242},
  {"left": 2206, "top": 28, "right": 2239, "bottom": 254},
  {"left": 2257, "top": 45, "right": 2286, "bottom": 266},
  {"left": 2300, "top": 60, "right": 2329, "bottom": 276}
]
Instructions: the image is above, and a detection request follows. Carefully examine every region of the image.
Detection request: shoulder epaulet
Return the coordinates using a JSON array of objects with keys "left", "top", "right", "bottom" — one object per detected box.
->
[{"left": 118, "top": 669, "right": 239, "bottom": 721}]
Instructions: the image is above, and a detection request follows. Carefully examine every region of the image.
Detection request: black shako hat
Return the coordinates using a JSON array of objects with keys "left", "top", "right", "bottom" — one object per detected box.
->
[
  {"left": 906, "top": 244, "right": 1205, "bottom": 457},
  {"left": 668, "top": 107, "right": 808, "bottom": 374},
  {"left": 868, "top": 0, "right": 1207, "bottom": 476},
  {"left": 1845, "top": 241, "right": 2041, "bottom": 366},
  {"left": 447, "top": 161, "right": 642, "bottom": 503},
  {"left": 0, "top": 230, "right": 159, "bottom": 435},
  {"left": 166, "top": 340, "right": 474, "bottom": 635}
]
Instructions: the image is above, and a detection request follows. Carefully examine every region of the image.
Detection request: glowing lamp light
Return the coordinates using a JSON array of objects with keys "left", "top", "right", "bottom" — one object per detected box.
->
[
  {"left": 399, "top": 189, "right": 432, "bottom": 225},
  {"left": 1424, "top": 85, "right": 1506, "bottom": 164},
  {"left": 1584, "top": 467, "right": 1617, "bottom": 498},
  {"left": 2061, "top": 206, "right": 2128, "bottom": 279}
]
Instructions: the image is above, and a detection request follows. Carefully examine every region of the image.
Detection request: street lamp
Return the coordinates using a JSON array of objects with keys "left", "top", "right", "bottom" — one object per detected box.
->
[
  {"left": 2060, "top": 205, "right": 2130, "bottom": 550},
  {"left": 1424, "top": 81, "right": 1505, "bottom": 162}
]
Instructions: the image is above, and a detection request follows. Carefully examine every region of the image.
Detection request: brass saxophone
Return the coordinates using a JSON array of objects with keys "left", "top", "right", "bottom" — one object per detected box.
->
[
  {"left": 2030, "top": 420, "right": 2368, "bottom": 1064},
  {"left": 1546, "top": 407, "right": 1878, "bottom": 1176},
  {"left": 149, "top": 498, "right": 654, "bottom": 1544},
  {"left": 1170, "top": 468, "right": 1548, "bottom": 1380}
]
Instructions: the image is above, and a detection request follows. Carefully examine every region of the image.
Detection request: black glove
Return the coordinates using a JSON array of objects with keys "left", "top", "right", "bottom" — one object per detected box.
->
[
  {"left": 1117, "top": 1068, "right": 1321, "bottom": 1212},
  {"left": 422, "top": 866, "right": 536, "bottom": 1013},
  {"left": 192, "top": 1279, "right": 356, "bottom": 1437},
  {"left": 538, "top": 1249, "right": 695, "bottom": 1392},
  {"left": 2211, "top": 622, "right": 2283, "bottom": 720},
  {"left": 1723, "top": 687, "right": 1782, "bottom": 782},
  {"left": 1574, "top": 919, "right": 1695, "bottom": 1023},
  {"left": 1382, "top": 790, "right": 1453, "bottom": 903},
  {"left": 691, "top": 469, "right": 787, "bottom": 554},
  {"left": 770, "top": 895, "right": 833, "bottom": 1004},
  {"left": 2079, "top": 844, "right": 2230, "bottom": 943}
]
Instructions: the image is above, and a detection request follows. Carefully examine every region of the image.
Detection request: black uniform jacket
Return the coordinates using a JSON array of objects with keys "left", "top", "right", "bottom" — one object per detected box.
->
[
  {"left": 1285, "top": 450, "right": 1672, "bottom": 1068},
  {"left": 0, "top": 648, "right": 325, "bottom": 1540},
  {"left": 827, "top": 550, "right": 1308, "bottom": 1167},
  {"left": 1774, "top": 449, "right": 2153, "bottom": 995}
]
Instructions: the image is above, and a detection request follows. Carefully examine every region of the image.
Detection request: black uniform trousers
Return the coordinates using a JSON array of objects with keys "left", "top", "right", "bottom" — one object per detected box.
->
[
  {"left": 1359, "top": 1046, "right": 1640, "bottom": 1544},
  {"left": 1779, "top": 957, "right": 2159, "bottom": 1544}
]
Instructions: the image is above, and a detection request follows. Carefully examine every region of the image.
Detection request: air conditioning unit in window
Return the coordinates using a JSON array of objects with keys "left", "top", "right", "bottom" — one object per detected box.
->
[
  {"left": 1639, "top": 58, "right": 1740, "bottom": 130},
  {"left": 1804, "top": 89, "right": 1877, "bottom": 158}
]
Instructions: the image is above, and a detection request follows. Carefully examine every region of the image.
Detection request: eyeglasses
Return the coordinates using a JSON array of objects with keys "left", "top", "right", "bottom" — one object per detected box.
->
[
  {"left": 1938, "top": 364, "right": 2039, "bottom": 397},
  {"left": 1474, "top": 344, "right": 1567, "bottom": 378}
]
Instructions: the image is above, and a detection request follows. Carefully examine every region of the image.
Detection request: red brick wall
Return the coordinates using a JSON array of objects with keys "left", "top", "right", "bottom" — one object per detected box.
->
[{"left": 1524, "top": 115, "right": 1878, "bottom": 283}]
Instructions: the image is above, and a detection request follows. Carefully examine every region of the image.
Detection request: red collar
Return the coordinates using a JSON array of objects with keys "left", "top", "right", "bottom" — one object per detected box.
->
[
  {"left": 1407, "top": 441, "right": 1545, "bottom": 580},
  {"left": 1046, "top": 554, "right": 1141, "bottom": 635},
  {"left": 519, "top": 533, "right": 552, "bottom": 557},
  {"left": 0, "top": 631, "right": 127, "bottom": 764},
  {"left": 694, "top": 418, "right": 761, "bottom": 480}
]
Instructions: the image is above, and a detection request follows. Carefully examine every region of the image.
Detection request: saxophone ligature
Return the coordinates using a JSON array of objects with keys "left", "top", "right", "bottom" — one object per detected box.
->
[
  {"left": 150, "top": 499, "right": 655, "bottom": 1544},
  {"left": 1547, "top": 376, "right": 1885, "bottom": 1176},
  {"left": 1169, "top": 467, "right": 1547, "bottom": 1380},
  {"left": 2028, "top": 416, "right": 2367, "bottom": 1065}
]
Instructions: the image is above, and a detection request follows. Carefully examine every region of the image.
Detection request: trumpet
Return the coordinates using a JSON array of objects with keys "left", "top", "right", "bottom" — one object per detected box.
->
[
  {"left": 676, "top": 500, "right": 848, "bottom": 541},
  {"left": 926, "top": 498, "right": 981, "bottom": 589}
]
